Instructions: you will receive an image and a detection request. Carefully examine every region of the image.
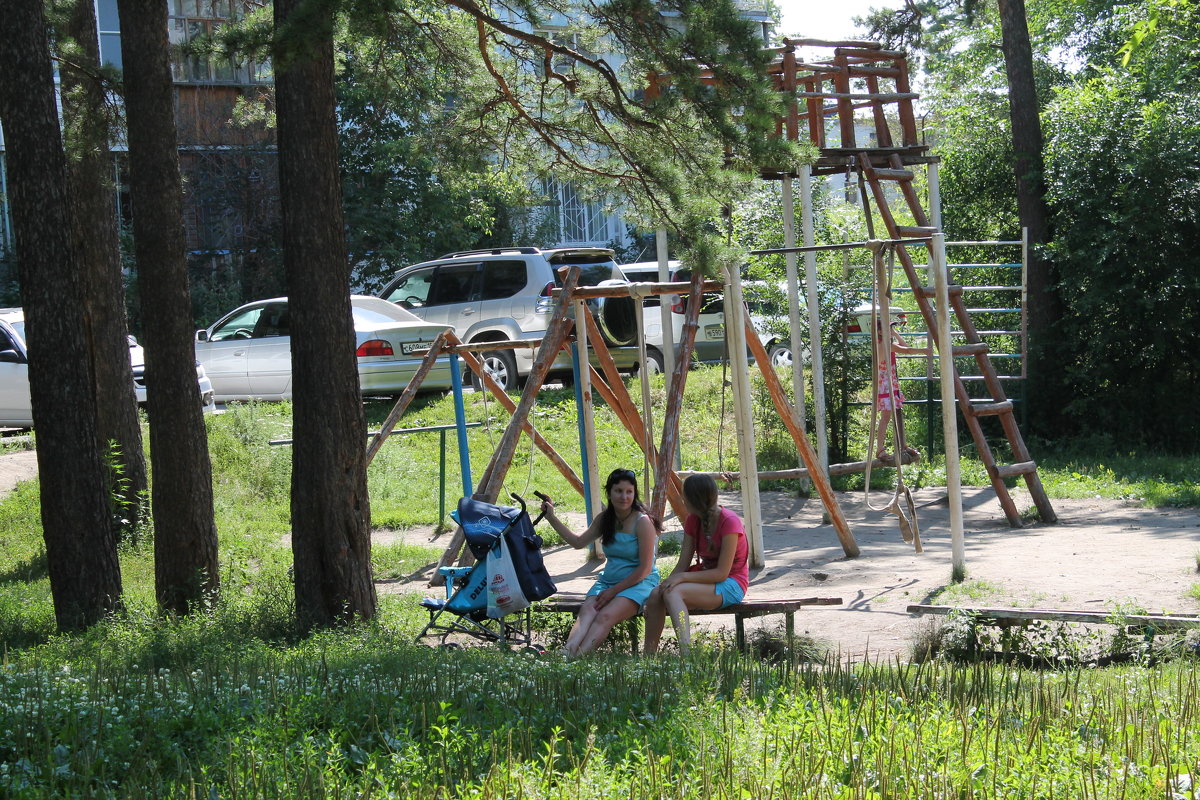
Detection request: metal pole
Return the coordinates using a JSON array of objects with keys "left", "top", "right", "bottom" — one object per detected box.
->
[
  {"left": 656, "top": 227, "right": 676, "bottom": 378},
  {"left": 932, "top": 232, "right": 966, "bottom": 579},
  {"left": 927, "top": 160, "right": 942, "bottom": 459},
  {"left": 800, "top": 165, "right": 829, "bottom": 474},
  {"left": 569, "top": 341, "right": 595, "bottom": 523},
  {"left": 439, "top": 428, "right": 446, "bottom": 524},
  {"left": 449, "top": 354, "right": 473, "bottom": 497}
]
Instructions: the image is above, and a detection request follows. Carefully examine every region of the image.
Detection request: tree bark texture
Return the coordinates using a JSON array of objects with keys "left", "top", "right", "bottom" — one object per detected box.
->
[
  {"left": 0, "top": 0, "right": 122, "bottom": 630},
  {"left": 997, "top": 0, "right": 1062, "bottom": 408},
  {"left": 117, "top": 0, "right": 219, "bottom": 614},
  {"left": 61, "top": 0, "right": 148, "bottom": 529},
  {"left": 275, "top": 0, "right": 377, "bottom": 629}
]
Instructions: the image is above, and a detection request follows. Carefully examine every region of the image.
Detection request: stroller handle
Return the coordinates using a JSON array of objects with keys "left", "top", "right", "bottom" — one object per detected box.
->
[{"left": 510, "top": 492, "right": 548, "bottom": 526}]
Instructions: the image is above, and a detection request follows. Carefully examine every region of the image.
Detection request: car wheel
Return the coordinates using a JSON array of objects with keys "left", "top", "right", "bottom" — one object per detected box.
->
[
  {"left": 637, "top": 347, "right": 665, "bottom": 376},
  {"left": 768, "top": 342, "right": 793, "bottom": 368},
  {"left": 472, "top": 348, "right": 519, "bottom": 392}
]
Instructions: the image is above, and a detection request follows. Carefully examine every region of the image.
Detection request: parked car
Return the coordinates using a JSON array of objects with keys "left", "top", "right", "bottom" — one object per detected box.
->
[
  {"left": 377, "top": 247, "right": 623, "bottom": 390},
  {"left": 194, "top": 296, "right": 454, "bottom": 402},
  {"left": 614, "top": 261, "right": 728, "bottom": 372},
  {"left": 0, "top": 308, "right": 215, "bottom": 428}
]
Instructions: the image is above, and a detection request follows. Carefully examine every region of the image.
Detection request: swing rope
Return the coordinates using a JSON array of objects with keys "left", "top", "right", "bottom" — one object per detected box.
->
[
  {"left": 862, "top": 242, "right": 922, "bottom": 550},
  {"left": 628, "top": 282, "right": 656, "bottom": 500}
]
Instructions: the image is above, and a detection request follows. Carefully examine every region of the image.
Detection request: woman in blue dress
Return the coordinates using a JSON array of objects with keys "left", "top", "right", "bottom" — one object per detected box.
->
[{"left": 540, "top": 468, "right": 660, "bottom": 657}]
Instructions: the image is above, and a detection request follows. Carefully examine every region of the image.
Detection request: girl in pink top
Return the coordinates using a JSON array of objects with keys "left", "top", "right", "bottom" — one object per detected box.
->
[{"left": 643, "top": 474, "right": 748, "bottom": 655}]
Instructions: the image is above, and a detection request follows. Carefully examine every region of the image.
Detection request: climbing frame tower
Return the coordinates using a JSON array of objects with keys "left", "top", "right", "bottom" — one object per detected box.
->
[{"left": 688, "top": 37, "right": 1057, "bottom": 527}]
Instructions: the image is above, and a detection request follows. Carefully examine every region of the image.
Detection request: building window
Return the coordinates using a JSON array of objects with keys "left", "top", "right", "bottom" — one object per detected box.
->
[
  {"left": 97, "top": 0, "right": 122, "bottom": 68},
  {"left": 540, "top": 179, "right": 610, "bottom": 245},
  {"left": 169, "top": 0, "right": 271, "bottom": 85}
]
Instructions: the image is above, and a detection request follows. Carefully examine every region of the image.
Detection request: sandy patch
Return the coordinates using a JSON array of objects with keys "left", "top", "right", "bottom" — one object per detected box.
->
[{"left": 381, "top": 485, "right": 1200, "bottom": 660}]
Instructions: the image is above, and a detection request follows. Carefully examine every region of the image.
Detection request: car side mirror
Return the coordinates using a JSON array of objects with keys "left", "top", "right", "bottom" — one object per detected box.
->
[
  {"left": 0, "top": 348, "right": 24, "bottom": 363},
  {"left": 196, "top": 330, "right": 209, "bottom": 342}
]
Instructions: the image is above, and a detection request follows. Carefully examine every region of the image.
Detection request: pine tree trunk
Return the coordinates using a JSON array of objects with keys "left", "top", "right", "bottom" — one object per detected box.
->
[
  {"left": 117, "top": 0, "right": 219, "bottom": 614},
  {"left": 0, "top": 0, "right": 122, "bottom": 631},
  {"left": 275, "top": 0, "right": 376, "bottom": 629},
  {"left": 997, "top": 0, "right": 1062, "bottom": 413},
  {"left": 61, "top": 0, "right": 148, "bottom": 531}
]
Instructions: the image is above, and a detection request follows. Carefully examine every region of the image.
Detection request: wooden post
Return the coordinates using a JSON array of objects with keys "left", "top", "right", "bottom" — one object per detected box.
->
[
  {"left": 724, "top": 265, "right": 764, "bottom": 569},
  {"left": 743, "top": 311, "right": 860, "bottom": 558},
  {"left": 781, "top": 176, "right": 808, "bottom": 473},
  {"left": 650, "top": 272, "right": 702, "bottom": 522},
  {"left": 655, "top": 228, "right": 676, "bottom": 378},
  {"left": 574, "top": 298, "right": 603, "bottom": 521},
  {"left": 800, "top": 165, "right": 830, "bottom": 476},
  {"left": 931, "top": 231, "right": 966, "bottom": 579},
  {"left": 365, "top": 329, "right": 448, "bottom": 466}
]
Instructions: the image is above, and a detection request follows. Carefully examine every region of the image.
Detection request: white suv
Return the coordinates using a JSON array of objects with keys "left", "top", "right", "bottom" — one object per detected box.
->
[
  {"left": 378, "top": 247, "right": 622, "bottom": 390},
  {"left": 614, "top": 261, "right": 729, "bottom": 372}
]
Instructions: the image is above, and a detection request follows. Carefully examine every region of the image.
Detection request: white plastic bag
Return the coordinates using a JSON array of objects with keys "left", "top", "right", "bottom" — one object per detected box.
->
[{"left": 486, "top": 534, "right": 530, "bottom": 618}]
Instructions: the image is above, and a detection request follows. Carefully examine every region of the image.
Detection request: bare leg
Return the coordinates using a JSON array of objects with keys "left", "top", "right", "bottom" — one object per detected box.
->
[
  {"left": 573, "top": 597, "right": 639, "bottom": 656},
  {"left": 874, "top": 407, "right": 893, "bottom": 459},
  {"left": 662, "top": 584, "right": 724, "bottom": 655},
  {"left": 564, "top": 598, "right": 601, "bottom": 656},
  {"left": 642, "top": 586, "right": 667, "bottom": 654}
]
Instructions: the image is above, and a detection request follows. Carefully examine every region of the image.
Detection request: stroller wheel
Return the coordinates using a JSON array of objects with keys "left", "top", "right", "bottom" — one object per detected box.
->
[
  {"left": 439, "top": 642, "right": 462, "bottom": 651},
  {"left": 523, "top": 645, "right": 548, "bottom": 656}
]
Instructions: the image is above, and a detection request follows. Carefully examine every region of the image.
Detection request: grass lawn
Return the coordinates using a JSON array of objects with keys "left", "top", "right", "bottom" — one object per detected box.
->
[{"left": 1, "top": 366, "right": 1198, "bottom": 797}]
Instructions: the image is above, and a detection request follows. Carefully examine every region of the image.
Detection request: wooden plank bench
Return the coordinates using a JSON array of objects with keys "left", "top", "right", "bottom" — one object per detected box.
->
[
  {"left": 532, "top": 593, "right": 842, "bottom": 654},
  {"left": 908, "top": 604, "right": 1200, "bottom": 634}
]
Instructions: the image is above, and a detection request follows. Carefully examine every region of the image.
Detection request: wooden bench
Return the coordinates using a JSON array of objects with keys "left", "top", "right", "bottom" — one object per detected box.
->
[
  {"left": 532, "top": 593, "right": 842, "bottom": 654},
  {"left": 908, "top": 604, "right": 1200, "bottom": 634}
]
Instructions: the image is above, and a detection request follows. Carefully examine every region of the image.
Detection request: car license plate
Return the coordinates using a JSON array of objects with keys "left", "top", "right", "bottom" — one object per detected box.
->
[
  {"left": 400, "top": 342, "right": 426, "bottom": 355},
  {"left": 705, "top": 324, "right": 724, "bottom": 340}
]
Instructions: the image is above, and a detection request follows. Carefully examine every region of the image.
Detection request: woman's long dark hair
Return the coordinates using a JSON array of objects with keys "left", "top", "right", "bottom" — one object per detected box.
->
[{"left": 596, "top": 468, "right": 658, "bottom": 546}]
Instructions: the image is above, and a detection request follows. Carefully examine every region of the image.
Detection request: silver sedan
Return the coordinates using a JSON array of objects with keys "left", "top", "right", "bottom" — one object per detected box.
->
[{"left": 194, "top": 296, "right": 455, "bottom": 402}]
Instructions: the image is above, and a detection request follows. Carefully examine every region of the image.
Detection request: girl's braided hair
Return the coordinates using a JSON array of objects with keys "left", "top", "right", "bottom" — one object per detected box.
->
[{"left": 683, "top": 473, "right": 720, "bottom": 540}]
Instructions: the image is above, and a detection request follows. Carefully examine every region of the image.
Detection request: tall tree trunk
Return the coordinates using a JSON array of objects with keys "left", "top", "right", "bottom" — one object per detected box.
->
[
  {"left": 117, "top": 0, "right": 219, "bottom": 614},
  {"left": 275, "top": 0, "right": 376, "bottom": 629},
  {"left": 60, "top": 0, "right": 148, "bottom": 531},
  {"left": 997, "top": 0, "right": 1062, "bottom": 415},
  {"left": 0, "top": 0, "right": 122, "bottom": 631}
]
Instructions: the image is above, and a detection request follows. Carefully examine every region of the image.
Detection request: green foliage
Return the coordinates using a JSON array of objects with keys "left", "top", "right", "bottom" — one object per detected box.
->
[{"left": 1043, "top": 59, "right": 1200, "bottom": 449}]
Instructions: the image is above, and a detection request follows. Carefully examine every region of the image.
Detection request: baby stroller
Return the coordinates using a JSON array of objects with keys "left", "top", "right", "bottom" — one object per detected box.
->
[{"left": 416, "top": 493, "right": 557, "bottom": 650}]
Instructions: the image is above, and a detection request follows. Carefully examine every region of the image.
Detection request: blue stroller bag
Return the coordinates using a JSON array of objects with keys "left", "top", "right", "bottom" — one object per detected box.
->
[{"left": 416, "top": 493, "right": 556, "bottom": 649}]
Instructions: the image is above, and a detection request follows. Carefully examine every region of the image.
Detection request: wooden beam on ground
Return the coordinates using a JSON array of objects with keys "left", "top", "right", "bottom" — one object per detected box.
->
[
  {"left": 909, "top": 605, "right": 1200, "bottom": 632},
  {"left": 742, "top": 310, "right": 859, "bottom": 558},
  {"left": 365, "top": 329, "right": 449, "bottom": 466}
]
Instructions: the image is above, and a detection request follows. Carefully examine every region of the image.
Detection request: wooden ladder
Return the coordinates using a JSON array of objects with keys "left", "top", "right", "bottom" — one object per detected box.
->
[{"left": 858, "top": 152, "right": 1057, "bottom": 527}]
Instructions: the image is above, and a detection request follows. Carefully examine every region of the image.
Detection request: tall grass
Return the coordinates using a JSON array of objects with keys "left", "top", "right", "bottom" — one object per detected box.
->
[
  {"left": 1, "top": 374, "right": 1199, "bottom": 796},
  {"left": 1, "top": 626, "right": 1198, "bottom": 797}
]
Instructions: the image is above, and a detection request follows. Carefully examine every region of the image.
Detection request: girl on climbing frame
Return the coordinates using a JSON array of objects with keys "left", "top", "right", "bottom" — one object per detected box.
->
[{"left": 874, "top": 317, "right": 928, "bottom": 463}]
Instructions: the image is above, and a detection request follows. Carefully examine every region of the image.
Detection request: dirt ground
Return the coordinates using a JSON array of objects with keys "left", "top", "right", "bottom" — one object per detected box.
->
[
  {"left": 381, "top": 484, "right": 1200, "bottom": 661},
  {"left": 5, "top": 450, "right": 1198, "bottom": 660}
]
